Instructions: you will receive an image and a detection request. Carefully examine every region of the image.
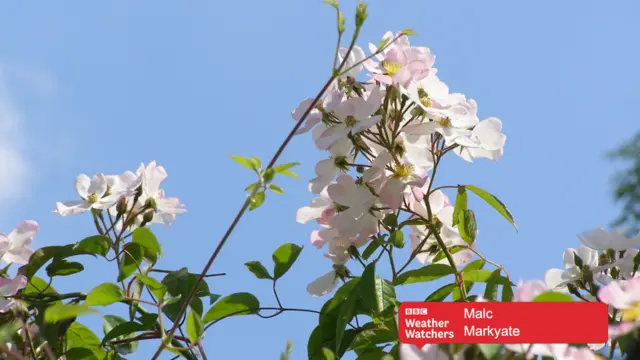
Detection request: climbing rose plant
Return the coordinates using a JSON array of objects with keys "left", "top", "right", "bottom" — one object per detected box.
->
[{"left": 0, "top": 2, "right": 639, "bottom": 360}]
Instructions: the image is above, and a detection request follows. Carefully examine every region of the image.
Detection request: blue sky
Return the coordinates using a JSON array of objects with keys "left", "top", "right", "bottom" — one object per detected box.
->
[{"left": 0, "top": 0, "right": 638, "bottom": 359}]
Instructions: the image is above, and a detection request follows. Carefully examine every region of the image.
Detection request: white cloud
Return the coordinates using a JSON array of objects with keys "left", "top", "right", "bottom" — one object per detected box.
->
[{"left": 0, "top": 72, "right": 31, "bottom": 202}]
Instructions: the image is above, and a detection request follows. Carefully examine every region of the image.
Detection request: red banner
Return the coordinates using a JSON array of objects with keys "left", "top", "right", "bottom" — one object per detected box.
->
[{"left": 398, "top": 302, "right": 609, "bottom": 346}]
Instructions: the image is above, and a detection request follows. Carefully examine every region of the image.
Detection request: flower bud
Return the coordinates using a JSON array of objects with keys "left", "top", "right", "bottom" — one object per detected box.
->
[
  {"left": 598, "top": 252, "right": 610, "bottom": 267},
  {"left": 116, "top": 196, "right": 128, "bottom": 216},
  {"left": 144, "top": 197, "right": 158, "bottom": 211},
  {"left": 142, "top": 210, "right": 155, "bottom": 224},
  {"left": 566, "top": 283, "right": 580, "bottom": 297},
  {"left": 356, "top": 165, "right": 365, "bottom": 173},
  {"left": 355, "top": 1, "right": 368, "bottom": 27}
]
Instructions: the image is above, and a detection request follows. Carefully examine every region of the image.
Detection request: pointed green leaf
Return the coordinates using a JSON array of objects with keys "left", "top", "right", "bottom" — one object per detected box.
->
[
  {"left": 229, "top": 155, "right": 257, "bottom": 170},
  {"left": 393, "top": 264, "right": 456, "bottom": 286},
  {"left": 135, "top": 274, "right": 167, "bottom": 300},
  {"left": 458, "top": 209, "right": 477, "bottom": 245},
  {"left": 269, "top": 184, "right": 285, "bottom": 194},
  {"left": 452, "top": 186, "right": 467, "bottom": 226},
  {"left": 117, "top": 243, "right": 144, "bottom": 282},
  {"left": 85, "top": 282, "right": 125, "bottom": 306},
  {"left": 502, "top": 284, "right": 514, "bottom": 302},
  {"left": 461, "top": 269, "right": 512, "bottom": 285},
  {"left": 186, "top": 310, "right": 205, "bottom": 343},
  {"left": 103, "top": 315, "right": 138, "bottom": 354},
  {"left": 483, "top": 270, "right": 502, "bottom": 300},
  {"left": 425, "top": 283, "right": 456, "bottom": 302},
  {"left": 45, "top": 304, "right": 96, "bottom": 323},
  {"left": 132, "top": 228, "right": 163, "bottom": 257},
  {"left": 46, "top": 260, "right": 84, "bottom": 277},
  {"left": 245, "top": 261, "right": 272, "bottom": 280},
  {"left": 533, "top": 292, "right": 575, "bottom": 302},
  {"left": 390, "top": 230, "right": 404, "bottom": 248},
  {"left": 74, "top": 235, "right": 111, "bottom": 257},
  {"left": 249, "top": 191, "right": 266, "bottom": 210},
  {"left": 465, "top": 185, "right": 517, "bottom": 231},
  {"left": 361, "top": 238, "right": 381, "bottom": 260},
  {"left": 272, "top": 243, "right": 303, "bottom": 280},
  {"left": 203, "top": 292, "right": 260, "bottom": 323}
]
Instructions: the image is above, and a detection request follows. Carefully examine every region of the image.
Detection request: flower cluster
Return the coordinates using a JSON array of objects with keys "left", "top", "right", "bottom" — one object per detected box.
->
[
  {"left": 491, "top": 228, "right": 640, "bottom": 359},
  {"left": 293, "top": 31, "right": 506, "bottom": 296},
  {"left": 55, "top": 161, "right": 186, "bottom": 229}
]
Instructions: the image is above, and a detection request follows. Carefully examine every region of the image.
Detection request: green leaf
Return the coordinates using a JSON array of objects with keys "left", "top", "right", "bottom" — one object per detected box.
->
[
  {"left": 322, "top": 348, "right": 336, "bottom": 360},
  {"left": 103, "top": 315, "right": 138, "bottom": 354},
  {"left": 533, "top": 292, "right": 575, "bottom": 302},
  {"left": 465, "top": 185, "right": 518, "bottom": 231},
  {"left": 502, "top": 284, "right": 514, "bottom": 302},
  {"left": 24, "top": 276, "right": 57, "bottom": 296},
  {"left": 359, "top": 263, "right": 396, "bottom": 316},
  {"left": 249, "top": 191, "right": 266, "bottom": 210},
  {"left": 272, "top": 243, "right": 303, "bottom": 280},
  {"left": 335, "top": 288, "right": 358, "bottom": 353},
  {"left": 361, "top": 239, "right": 381, "bottom": 260},
  {"left": 132, "top": 227, "right": 163, "bottom": 257},
  {"left": 263, "top": 168, "right": 276, "bottom": 183},
  {"left": 245, "top": 261, "right": 273, "bottom": 280},
  {"left": 203, "top": 292, "right": 260, "bottom": 323},
  {"left": 478, "top": 344, "right": 503, "bottom": 359},
  {"left": 65, "top": 348, "right": 100, "bottom": 360},
  {"left": 65, "top": 322, "right": 105, "bottom": 358},
  {"left": 393, "top": 264, "right": 456, "bottom": 286},
  {"left": 186, "top": 310, "right": 204, "bottom": 343},
  {"left": 245, "top": 182, "right": 259, "bottom": 192},
  {"left": 74, "top": 235, "right": 111, "bottom": 257},
  {"left": 401, "top": 28, "right": 417, "bottom": 36},
  {"left": 462, "top": 269, "right": 512, "bottom": 285},
  {"left": 483, "top": 270, "right": 502, "bottom": 300},
  {"left": 273, "top": 162, "right": 300, "bottom": 179},
  {"left": 390, "top": 230, "right": 404, "bottom": 248},
  {"left": 18, "top": 244, "right": 96, "bottom": 279},
  {"left": 269, "top": 184, "right": 285, "bottom": 194},
  {"left": 425, "top": 283, "right": 456, "bottom": 302},
  {"left": 458, "top": 209, "right": 477, "bottom": 245},
  {"left": 102, "top": 321, "right": 143, "bottom": 346},
  {"left": 161, "top": 268, "right": 209, "bottom": 321},
  {"left": 46, "top": 260, "right": 84, "bottom": 277},
  {"left": 382, "top": 214, "right": 398, "bottom": 228},
  {"left": 44, "top": 304, "right": 96, "bottom": 323},
  {"left": 135, "top": 274, "right": 167, "bottom": 300},
  {"left": 399, "top": 218, "right": 425, "bottom": 228},
  {"left": 85, "top": 282, "right": 125, "bottom": 306},
  {"left": 458, "top": 260, "right": 485, "bottom": 295},
  {"left": 0, "top": 320, "right": 21, "bottom": 343},
  {"left": 117, "top": 243, "right": 144, "bottom": 282},
  {"left": 452, "top": 186, "right": 467, "bottom": 226},
  {"left": 251, "top": 156, "right": 262, "bottom": 169},
  {"left": 230, "top": 155, "right": 257, "bottom": 170}
]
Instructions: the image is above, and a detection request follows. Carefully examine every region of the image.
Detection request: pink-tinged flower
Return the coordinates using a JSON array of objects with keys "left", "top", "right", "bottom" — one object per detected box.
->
[
  {"left": 505, "top": 344, "right": 568, "bottom": 359},
  {"left": 308, "top": 138, "right": 354, "bottom": 194},
  {"left": 307, "top": 269, "right": 340, "bottom": 297},
  {"left": 364, "top": 32, "right": 435, "bottom": 88},
  {"left": 315, "top": 86, "right": 383, "bottom": 150},
  {"left": 551, "top": 346, "right": 598, "bottom": 360},
  {"left": 578, "top": 228, "right": 640, "bottom": 251},
  {"left": 0, "top": 220, "right": 38, "bottom": 265},
  {"left": 398, "top": 343, "right": 449, "bottom": 360},
  {"left": 407, "top": 190, "right": 473, "bottom": 267},
  {"left": 373, "top": 134, "right": 434, "bottom": 210},
  {"left": 608, "top": 322, "right": 639, "bottom": 339},
  {"left": 296, "top": 186, "right": 337, "bottom": 226},
  {"left": 55, "top": 174, "right": 119, "bottom": 216},
  {"left": 337, "top": 46, "right": 366, "bottom": 79},
  {"left": 454, "top": 117, "right": 506, "bottom": 162},
  {"left": 136, "top": 161, "right": 186, "bottom": 225},
  {"left": 325, "top": 175, "right": 380, "bottom": 242},
  {"left": 0, "top": 274, "right": 27, "bottom": 312},
  {"left": 598, "top": 278, "right": 640, "bottom": 311},
  {"left": 292, "top": 91, "right": 344, "bottom": 136},
  {"left": 545, "top": 246, "right": 615, "bottom": 292},
  {"left": 514, "top": 280, "right": 549, "bottom": 302}
]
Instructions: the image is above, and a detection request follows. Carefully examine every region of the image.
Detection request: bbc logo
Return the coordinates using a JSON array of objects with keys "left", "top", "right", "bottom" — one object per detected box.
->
[{"left": 405, "top": 308, "right": 428, "bottom": 315}]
